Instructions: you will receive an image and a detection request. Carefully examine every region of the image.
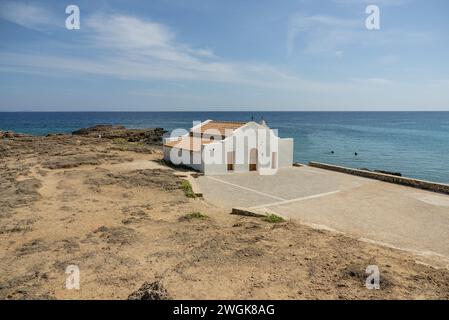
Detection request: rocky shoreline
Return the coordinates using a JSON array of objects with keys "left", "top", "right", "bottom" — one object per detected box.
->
[
  {"left": 0, "top": 130, "right": 32, "bottom": 139},
  {"left": 71, "top": 124, "right": 166, "bottom": 145},
  {"left": 1, "top": 124, "right": 166, "bottom": 144}
]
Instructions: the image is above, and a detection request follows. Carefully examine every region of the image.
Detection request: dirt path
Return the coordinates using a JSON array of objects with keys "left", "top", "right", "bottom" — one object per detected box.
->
[{"left": 1, "top": 135, "right": 449, "bottom": 299}]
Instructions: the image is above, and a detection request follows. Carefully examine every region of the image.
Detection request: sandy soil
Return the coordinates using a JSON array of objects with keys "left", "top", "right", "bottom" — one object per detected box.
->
[{"left": 1, "top": 133, "right": 449, "bottom": 300}]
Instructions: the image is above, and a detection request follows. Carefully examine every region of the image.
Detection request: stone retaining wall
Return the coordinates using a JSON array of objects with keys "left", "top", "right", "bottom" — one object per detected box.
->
[
  {"left": 231, "top": 207, "right": 266, "bottom": 217},
  {"left": 308, "top": 161, "right": 449, "bottom": 195}
]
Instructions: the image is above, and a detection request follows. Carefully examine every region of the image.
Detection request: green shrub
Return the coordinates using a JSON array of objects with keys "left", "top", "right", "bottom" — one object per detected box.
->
[
  {"left": 180, "top": 180, "right": 196, "bottom": 198},
  {"left": 262, "top": 214, "right": 285, "bottom": 223},
  {"left": 183, "top": 212, "right": 208, "bottom": 220},
  {"left": 111, "top": 137, "right": 127, "bottom": 144}
]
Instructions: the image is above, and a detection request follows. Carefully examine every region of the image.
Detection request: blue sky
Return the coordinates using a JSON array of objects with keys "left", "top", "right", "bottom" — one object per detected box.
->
[{"left": 0, "top": 0, "right": 448, "bottom": 111}]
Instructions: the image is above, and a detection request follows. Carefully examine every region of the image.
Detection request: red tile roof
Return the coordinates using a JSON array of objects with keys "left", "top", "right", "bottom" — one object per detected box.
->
[{"left": 193, "top": 121, "right": 246, "bottom": 136}]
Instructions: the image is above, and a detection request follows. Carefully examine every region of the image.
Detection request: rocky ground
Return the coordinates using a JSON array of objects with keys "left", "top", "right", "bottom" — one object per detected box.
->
[{"left": 1, "top": 126, "right": 449, "bottom": 300}]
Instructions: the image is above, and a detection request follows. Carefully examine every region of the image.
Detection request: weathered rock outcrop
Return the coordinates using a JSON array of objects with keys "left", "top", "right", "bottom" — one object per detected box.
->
[
  {"left": 72, "top": 125, "right": 166, "bottom": 145},
  {"left": 128, "top": 281, "right": 171, "bottom": 300},
  {"left": 0, "top": 131, "right": 32, "bottom": 139},
  {"left": 72, "top": 125, "right": 126, "bottom": 135}
]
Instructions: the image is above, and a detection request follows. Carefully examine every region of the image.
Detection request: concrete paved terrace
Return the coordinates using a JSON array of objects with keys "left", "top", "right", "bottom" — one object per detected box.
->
[{"left": 197, "top": 166, "right": 449, "bottom": 267}]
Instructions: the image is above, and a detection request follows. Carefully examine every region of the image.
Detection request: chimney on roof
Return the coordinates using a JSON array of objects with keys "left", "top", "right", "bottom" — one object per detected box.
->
[{"left": 260, "top": 116, "right": 268, "bottom": 127}]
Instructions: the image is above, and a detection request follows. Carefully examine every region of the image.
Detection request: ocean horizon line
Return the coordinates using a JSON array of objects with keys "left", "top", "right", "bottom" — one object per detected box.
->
[{"left": 1, "top": 110, "right": 449, "bottom": 113}]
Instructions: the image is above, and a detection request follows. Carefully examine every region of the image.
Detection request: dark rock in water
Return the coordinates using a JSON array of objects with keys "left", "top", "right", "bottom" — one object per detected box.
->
[
  {"left": 128, "top": 281, "right": 171, "bottom": 300},
  {"left": 72, "top": 125, "right": 166, "bottom": 145},
  {"left": 45, "top": 133, "right": 66, "bottom": 137},
  {"left": 72, "top": 125, "right": 126, "bottom": 135}
]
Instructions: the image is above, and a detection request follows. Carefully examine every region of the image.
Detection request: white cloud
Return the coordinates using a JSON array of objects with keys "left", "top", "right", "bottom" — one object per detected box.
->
[
  {"left": 332, "top": 0, "right": 411, "bottom": 6},
  {"left": 86, "top": 14, "right": 174, "bottom": 51},
  {"left": 25, "top": 13, "right": 313, "bottom": 89},
  {"left": 84, "top": 14, "right": 217, "bottom": 65},
  {"left": 287, "top": 12, "right": 433, "bottom": 56},
  {"left": 287, "top": 14, "right": 361, "bottom": 55},
  {"left": 287, "top": 14, "right": 359, "bottom": 56},
  {"left": 0, "top": 1, "right": 57, "bottom": 30},
  {"left": 82, "top": 14, "right": 236, "bottom": 78},
  {"left": 192, "top": 48, "right": 216, "bottom": 58}
]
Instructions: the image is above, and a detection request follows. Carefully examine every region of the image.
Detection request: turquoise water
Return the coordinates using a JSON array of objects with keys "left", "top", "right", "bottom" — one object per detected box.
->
[{"left": 1, "top": 111, "right": 448, "bottom": 184}]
